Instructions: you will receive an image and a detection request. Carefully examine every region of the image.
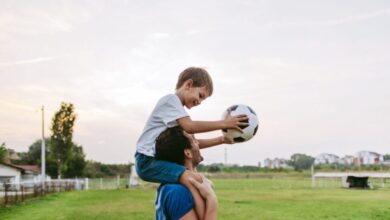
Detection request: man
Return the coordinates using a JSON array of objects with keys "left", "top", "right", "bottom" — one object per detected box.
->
[{"left": 155, "top": 126, "right": 218, "bottom": 220}]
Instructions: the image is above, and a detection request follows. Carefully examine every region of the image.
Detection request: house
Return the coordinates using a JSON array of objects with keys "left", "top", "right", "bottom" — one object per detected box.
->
[
  {"left": 354, "top": 151, "right": 383, "bottom": 166},
  {"left": 272, "top": 158, "right": 288, "bottom": 169},
  {"left": 314, "top": 153, "right": 340, "bottom": 165},
  {"left": 383, "top": 161, "right": 390, "bottom": 167},
  {"left": 264, "top": 158, "right": 272, "bottom": 168},
  {"left": 263, "top": 158, "right": 288, "bottom": 169},
  {"left": 0, "top": 163, "right": 41, "bottom": 184},
  {"left": 340, "top": 155, "right": 354, "bottom": 165}
]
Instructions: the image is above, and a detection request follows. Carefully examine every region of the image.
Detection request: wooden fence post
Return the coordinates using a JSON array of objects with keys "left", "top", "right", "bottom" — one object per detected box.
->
[
  {"left": 21, "top": 185, "right": 24, "bottom": 202},
  {"left": 4, "top": 183, "right": 8, "bottom": 207}
]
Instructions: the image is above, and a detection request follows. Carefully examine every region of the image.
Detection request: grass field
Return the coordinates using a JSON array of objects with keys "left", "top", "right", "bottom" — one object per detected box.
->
[{"left": 1, "top": 177, "right": 389, "bottom": 220}]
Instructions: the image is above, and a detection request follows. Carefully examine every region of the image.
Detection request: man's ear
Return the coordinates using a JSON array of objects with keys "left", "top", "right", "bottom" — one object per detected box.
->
[{"left": 184, "top": 149, "right": 192, "bottom": 159}]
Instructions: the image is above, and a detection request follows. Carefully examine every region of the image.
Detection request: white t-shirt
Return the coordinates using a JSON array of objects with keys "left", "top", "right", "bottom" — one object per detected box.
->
[{"left": 136, "top": 94, "right": 188, "bottom": 157}]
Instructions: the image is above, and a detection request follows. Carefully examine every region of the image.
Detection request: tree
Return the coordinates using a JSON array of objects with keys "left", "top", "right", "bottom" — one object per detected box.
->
[
  {"left": 50, "top": 102, "right": 76, "bottom": 179},
  {"left": 289, "top": 153, "right": 315, "bottom": 171},
  {"left": 383, "top": 154, "right": 390, "bottom": 161},
  {"left": 16, "top": 138, "right": 50, "bottom": 165},
  {"left": 14, "top": 138, "right": 59, "bottom": 177},
  {"left": 0, "top": 142, "right": 8, "bottom": 163},
  {"left": 63, "top": 144, "right": 86, "bottom": 178}
]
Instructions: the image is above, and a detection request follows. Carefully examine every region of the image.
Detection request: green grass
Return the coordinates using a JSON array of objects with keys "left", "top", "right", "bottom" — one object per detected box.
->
[{"left": 1, "top": 178, "right": 389, "bottom": 220}]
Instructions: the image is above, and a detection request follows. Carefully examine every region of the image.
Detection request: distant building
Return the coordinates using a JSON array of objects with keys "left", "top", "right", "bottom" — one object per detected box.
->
[
  {"left": 314, "top": 153, "right": 340, "bottom": 165},
  {"left": 264, "top": 158, "right": 288, "bottom": 169},
  {"left": 354, "top": 151, "right": 383, "bottom": 166},
  {"left": 340, "top": 155, "right": 354, "bottom": 165},
  {"left": 264, "top": 158, "right": 272, "bottom": 168},
  {"left": 383, "top": 161, "right": 390, "bottom": 167}
]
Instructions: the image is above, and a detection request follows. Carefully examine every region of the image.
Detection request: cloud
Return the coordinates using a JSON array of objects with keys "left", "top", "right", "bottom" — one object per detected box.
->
[
  {"left": 266, "top": 9, "right": 390, "bottom": 28},
  {"left": 147, "top": 32, "right": 171, "bottom": 41},
  {"left": 0, "top": 57, "right": 55, "bottom": 67},
  {"left": 0, "top": 100, "right": 38, "bottom": 111}
]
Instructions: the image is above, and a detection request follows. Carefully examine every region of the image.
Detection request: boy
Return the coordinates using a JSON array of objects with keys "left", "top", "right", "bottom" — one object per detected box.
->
[{"left": 135, "top": 67, "right": 247, "bottom": 219}]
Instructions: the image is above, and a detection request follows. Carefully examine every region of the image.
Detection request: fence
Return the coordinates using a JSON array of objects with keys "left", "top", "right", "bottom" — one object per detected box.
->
[
  {"left": 312, "top": 172, "right": 390, "bottom": 188},
  {"left": 86, "top": 176, "right": 130, "bottom": 190},
  {"left": 0, "top": 179, "right": 84, "bottom": 207}
]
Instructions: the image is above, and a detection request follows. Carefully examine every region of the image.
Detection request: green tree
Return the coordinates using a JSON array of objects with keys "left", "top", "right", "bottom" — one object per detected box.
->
[
  {"left": 50, "top": 102, "right": 76, "bottom": 179},
  {"left": 383, "top": 154, "right": 390, "bottom": 161},
  {"left": 0, "top": 142, "right": 8, "bottom": 163},
  {"left": 63, "top": 144, "right": 86, "bottom": 178},
  {"left": 289, "top": 153, "right": 315, "bottom": 171},
  {"left": 16, "top": 138, "right": 50, "bottom": 165}
]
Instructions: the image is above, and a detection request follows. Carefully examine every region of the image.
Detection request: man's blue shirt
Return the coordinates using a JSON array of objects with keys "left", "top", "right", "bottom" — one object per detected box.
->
[{"left": 155, "top": 183, "right": 194, "bottom": 220}]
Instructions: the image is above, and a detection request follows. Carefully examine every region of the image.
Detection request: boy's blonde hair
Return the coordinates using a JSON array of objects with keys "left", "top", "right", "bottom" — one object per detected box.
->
[{"left": 176, "top": 67, "right": 213, "bottom": 96}]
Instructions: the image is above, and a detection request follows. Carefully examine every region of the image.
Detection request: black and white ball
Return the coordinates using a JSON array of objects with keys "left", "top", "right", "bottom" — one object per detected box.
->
[{"left": 222, "top": 104, "right": 259, "bottom": 143}]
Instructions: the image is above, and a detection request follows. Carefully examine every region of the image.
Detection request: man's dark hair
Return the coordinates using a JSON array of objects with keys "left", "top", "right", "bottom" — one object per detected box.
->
[{"left": 155, "top": 126, "right": 191, "bottom": 165}]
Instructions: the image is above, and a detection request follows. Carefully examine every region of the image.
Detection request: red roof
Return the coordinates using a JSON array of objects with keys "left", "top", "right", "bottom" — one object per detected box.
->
[
  {"left": 1, "top": 163, "right": 41, "bottom": 174},
  {"left": 14, "top": 165, "right": 41, "bottom": 173}
]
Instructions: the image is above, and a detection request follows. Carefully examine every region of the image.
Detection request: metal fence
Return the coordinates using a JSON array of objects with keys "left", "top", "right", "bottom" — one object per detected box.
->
[{"left": 0, "top": 179, "right": 84, "bottom": 207}]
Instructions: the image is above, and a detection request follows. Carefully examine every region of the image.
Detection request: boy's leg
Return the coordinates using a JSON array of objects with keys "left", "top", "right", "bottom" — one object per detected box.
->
[
  {"left": 180, "top": 170, "right": 205, "bottom": 220},
  {"left": 135, "top": 153, "right": 184, "bottom": 183}
]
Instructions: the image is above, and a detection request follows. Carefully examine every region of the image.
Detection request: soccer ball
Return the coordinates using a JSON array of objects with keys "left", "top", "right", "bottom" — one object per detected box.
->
[{"left": 222, "top": 104, "right": 259, "bottom": 143}]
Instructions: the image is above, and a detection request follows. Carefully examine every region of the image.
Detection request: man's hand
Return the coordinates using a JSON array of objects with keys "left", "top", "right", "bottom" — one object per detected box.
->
[
  {"left": 219, "top": 136, "right": 234, "bottom": 144},
  {"left": 189, "top": 176, "right": 216, "bottom": 200}
]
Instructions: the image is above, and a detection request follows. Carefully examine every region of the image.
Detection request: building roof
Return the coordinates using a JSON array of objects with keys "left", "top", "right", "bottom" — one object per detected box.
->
[
  {"left": 0, "top": 163, "right": 40, "bottom": 174},
  {"left": 13, "top": 165, "right": 40, "bottom": 173}
]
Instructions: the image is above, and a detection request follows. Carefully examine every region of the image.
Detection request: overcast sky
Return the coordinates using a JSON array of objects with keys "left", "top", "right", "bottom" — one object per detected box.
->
[{"left": 1, "top": 1, "right": 389, "bottom": 165}]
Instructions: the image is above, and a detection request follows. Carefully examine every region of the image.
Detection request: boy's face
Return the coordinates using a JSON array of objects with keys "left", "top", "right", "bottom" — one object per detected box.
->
[{"left": 184, "top": 85, "right": 210, "bottom": 109}]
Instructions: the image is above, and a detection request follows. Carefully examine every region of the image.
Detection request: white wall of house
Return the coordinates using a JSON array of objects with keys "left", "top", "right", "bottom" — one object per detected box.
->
[
  {"left": 315, "top": 153, "right": 340, "bottom": 165},
  {"left": 0, "top": 164, "right": 21, "bottom": 184}
]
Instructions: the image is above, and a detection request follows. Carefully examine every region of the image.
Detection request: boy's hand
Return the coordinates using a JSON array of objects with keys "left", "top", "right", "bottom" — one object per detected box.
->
[{"left": 224, "top": 110, "right": 248, "bottom": 133}]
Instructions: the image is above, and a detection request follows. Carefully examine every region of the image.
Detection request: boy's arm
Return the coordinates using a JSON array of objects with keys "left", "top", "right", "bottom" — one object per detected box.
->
[{"left": 177, "top": 114, "right": 247, "bottom": 134}]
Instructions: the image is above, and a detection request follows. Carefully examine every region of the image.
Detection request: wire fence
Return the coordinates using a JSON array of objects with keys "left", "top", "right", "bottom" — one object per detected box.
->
[{"left": 0, "top": 179, "right": 84, "bottom": 207}]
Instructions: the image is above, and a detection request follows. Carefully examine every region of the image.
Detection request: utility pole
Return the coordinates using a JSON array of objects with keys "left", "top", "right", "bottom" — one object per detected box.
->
[
  {"left": 224, "top": 146, "right": 227, "bottom": 165},
  {"left": 41, "top": 106, "right": 46, "bottom": 184}
]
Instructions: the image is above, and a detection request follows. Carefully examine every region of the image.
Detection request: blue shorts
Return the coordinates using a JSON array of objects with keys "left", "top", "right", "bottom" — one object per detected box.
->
[{"left": 135, "top": 152, "right": 186, "bottom": 183}]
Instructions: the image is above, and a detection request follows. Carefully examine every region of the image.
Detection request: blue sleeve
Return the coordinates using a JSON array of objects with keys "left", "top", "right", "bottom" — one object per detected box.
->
[{"left": 165, "top": 185, "right": 194, "bottom": 220}]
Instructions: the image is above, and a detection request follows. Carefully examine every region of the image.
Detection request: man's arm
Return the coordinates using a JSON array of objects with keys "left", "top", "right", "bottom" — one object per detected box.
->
[
  {"left": 198, "top": 136, "right": 233, "bottom": 149},
  {"left": 180, "top": 171, "right": 206, "bottom": 219},
  {"left": 185, "top": 177, "right": 218, "bottom": 220}
]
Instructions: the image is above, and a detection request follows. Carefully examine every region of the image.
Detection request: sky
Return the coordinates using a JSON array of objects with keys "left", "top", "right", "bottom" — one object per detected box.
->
[{"left": 1, "top": 0, "right": 389, "bottom": 165}]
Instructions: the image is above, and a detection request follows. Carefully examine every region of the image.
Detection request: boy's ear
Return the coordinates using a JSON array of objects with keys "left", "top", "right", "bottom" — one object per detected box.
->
[
  {"left": 184, "top": 79, "right": 193, "bottom": 89},
  {"left": 184, "top": 149, "right": 192, "bottom": 158}
]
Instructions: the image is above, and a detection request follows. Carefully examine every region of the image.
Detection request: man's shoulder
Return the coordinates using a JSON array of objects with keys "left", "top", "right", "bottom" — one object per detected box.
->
[
  {"left": 159, "top": 183, "right": 190, "bottom": 194},
  {"left": 158, "top": 183, "right": 193, "bottom": 203},
  {"left": 156, "top": 184, "right": 194, "bottom": 220}
]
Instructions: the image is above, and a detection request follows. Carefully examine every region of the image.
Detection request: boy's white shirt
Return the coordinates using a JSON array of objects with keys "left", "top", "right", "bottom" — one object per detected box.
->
[{"left": 136, "top": 94, "right": 188, "bottom": 157}]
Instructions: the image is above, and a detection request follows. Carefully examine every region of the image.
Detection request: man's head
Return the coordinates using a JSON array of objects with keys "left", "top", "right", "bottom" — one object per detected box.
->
[
  {"left": 175, "top": 67, "right": 213, "bottom": 109},
  {"left": 155, "top": 126, "right": 203, "bottom": 168}
]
